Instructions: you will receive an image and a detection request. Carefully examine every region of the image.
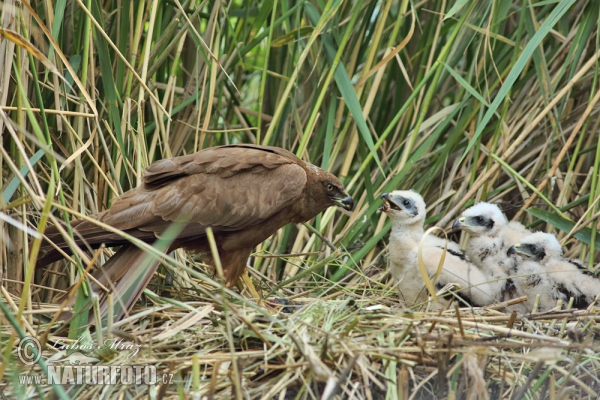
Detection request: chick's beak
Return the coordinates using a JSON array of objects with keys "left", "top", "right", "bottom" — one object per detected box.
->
[
  {"left": 452, "top": 217, "right": 466, "bottom": 230},
  {"left": 507, "top": 244, "right": 520, "bottom": 256},
  {"left": 379, "top": 193, "right": 390, "bottom": 212},
  {"left": 379, "top": 192, "right": 403, "bottom": 212}
]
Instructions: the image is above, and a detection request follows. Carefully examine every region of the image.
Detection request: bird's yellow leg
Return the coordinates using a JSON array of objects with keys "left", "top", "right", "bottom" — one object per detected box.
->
[{"left": 237, "top": 271, "right": 263, "bottom": 306}]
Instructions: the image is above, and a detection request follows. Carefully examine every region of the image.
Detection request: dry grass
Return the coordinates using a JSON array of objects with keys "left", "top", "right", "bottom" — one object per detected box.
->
[{"left": 5, "top": 269, "right": 600, "bottom": 399}]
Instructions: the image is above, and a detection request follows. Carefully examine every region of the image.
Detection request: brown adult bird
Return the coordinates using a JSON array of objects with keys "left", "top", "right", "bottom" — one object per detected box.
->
[{"left": 38, "top": 144, "right": 353, "bottom": 320}]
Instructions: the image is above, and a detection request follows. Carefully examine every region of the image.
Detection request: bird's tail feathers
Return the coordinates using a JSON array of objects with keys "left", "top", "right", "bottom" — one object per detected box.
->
[
  {"left": 94, "top": 245, "right": 162, "bottom": 321},
  {"left": 53, "top": 245, "right": 163, "bottom": 324}
]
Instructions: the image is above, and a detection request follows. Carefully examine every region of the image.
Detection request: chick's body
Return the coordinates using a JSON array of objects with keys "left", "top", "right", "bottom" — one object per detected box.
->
[{"left": 382, "top": 191, "right": 502, "bottom": 308}]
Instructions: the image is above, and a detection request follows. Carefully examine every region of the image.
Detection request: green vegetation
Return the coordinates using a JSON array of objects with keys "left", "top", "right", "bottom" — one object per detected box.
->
[{"left": 1, "top": 0, "right": 600, "bottom": 398}]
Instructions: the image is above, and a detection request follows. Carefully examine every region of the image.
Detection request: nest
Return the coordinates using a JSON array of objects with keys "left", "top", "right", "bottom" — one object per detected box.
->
[{"left": 4, "top": 265, "right": 600, "bottom": 399}]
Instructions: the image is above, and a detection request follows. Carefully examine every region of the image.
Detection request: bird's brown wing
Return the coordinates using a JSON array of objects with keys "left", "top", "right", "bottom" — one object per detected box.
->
[
  {"left": 104, "top": 146, "right": 308, "bottom": 236},
  {"left": 39, "top": 146, "right": 308, "bottom": 261}
]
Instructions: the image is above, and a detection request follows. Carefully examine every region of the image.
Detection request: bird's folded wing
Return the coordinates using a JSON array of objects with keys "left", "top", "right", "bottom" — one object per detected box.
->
[{"left": 39, "top": 146, "right": 308, "bottom": 259}]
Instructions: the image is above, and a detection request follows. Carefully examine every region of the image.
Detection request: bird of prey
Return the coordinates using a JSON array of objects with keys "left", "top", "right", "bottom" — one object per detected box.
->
[
  {"left": 452, "top": 202, "right": 530, "bottom": 306},
  {"left": 508, "top": 232, "right": 600, "bottom": 310},
  {"left": 380, "top": 190, "right": 502, "bottom": 308},
  {"left": 38, "top": 144, "right": 353, "bottom": 320}
]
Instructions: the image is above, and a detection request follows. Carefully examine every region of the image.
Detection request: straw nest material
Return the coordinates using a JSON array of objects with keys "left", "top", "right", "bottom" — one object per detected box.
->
[{"left": 6, "top": 257, "right": 600, "bottom": 399}]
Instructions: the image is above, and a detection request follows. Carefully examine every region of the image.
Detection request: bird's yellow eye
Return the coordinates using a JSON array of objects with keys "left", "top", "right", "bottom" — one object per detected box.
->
[{"left": 327, "top": 184, "right": 334, "bottom": 191}]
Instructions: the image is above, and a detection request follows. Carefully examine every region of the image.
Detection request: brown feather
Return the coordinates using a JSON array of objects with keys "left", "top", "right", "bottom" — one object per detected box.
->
[{"left": 38, "top": 144, "right": 353, "bottom": 321}]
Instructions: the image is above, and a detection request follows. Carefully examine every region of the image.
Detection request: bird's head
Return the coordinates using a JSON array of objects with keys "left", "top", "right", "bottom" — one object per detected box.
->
[
  {"left": 313, "top": 169, "right": 354, "bottom": 212},
  {"left": 452, "top": 202, "right": 507, "bottom": 237},
  {"left": 507, "top": 232, "right": 562, "bottom": 262},
  {"left": 379, "top": 190, "right": 425, "bottom": 225}
]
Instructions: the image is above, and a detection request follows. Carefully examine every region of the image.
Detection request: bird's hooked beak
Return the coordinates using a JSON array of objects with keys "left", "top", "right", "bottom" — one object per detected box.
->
[
  {"left": 451, "top": 217, "right": 467, "bottom": 230},
  {"left": 379, "top": 192, "right": 402, "bottom": 212},
  {"left": 334, "top": 195, "right": 354, "bottom": 211},
  {"left": 507, "top": 243, "right": 544, "bottom": 260},
  {"left": 507, "top": 244, "right": 520, "bottom": 256}
]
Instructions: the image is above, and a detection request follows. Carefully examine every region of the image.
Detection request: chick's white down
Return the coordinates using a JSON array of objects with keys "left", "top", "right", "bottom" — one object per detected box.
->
[
  {"left": 508, "top": 232, "right": 600, "bottom": 311},
  {"left": 452, "top": 202, "right": 533, "bottom": 313},
  {"left": 454, "top": 202, "right": 531, "bottom": 276},
  {"left": 381, "top": 190, "right": 504, "bottom": 308}
]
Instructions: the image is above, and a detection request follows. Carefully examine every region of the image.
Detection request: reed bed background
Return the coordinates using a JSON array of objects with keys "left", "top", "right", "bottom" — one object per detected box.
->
[{"left": 1, "top": 0, "right": 600, "bottom": 398}]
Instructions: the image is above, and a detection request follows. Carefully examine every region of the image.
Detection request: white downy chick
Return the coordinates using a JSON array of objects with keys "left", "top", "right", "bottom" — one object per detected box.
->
[
  {"left": 452, "top": 202, "right": 531, "bottom": 306},
  {"left": 508, "top": 232, "right": 600, "bottom": 311},
  {"left": 381, "top": 190, "right": 503, "bottom": 309}
]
